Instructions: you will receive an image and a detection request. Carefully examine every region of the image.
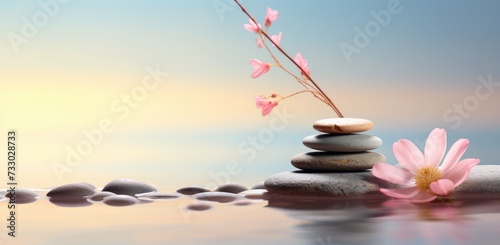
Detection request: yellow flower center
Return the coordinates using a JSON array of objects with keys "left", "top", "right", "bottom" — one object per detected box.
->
[{"left": 414, "top": 166, "right": 442, "bottom": 190}]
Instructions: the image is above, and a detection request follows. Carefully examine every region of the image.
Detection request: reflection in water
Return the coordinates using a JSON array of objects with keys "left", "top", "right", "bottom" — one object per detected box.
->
[
  {"left": 49, "top": 197, "right": 93, "bottom": 207},
  {"left": 266, "top": 195, "right": 500, "bottom": 245},
  {"left": 2, "top": 190, "right": 500, "bottom": 245}
]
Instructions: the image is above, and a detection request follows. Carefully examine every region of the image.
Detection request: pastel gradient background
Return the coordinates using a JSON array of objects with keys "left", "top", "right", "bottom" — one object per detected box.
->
[{"left": 0, "top": 0, "right": 499, "bottom": 190}]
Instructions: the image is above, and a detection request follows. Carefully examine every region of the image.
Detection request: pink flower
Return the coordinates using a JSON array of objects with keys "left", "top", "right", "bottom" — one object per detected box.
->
[
  {"left": 244, "top": 18, "right": 261, "bottom": 33},
  {"left": 270, "top": 32, "right": 282, "bottom": 46},
  {"left": 256, "top": 38, "right": 263, "bottom": 48},
  {"left": 372, "top": 128, "right": 480, "bottom": 203},
  {"left": 255, "top": 96, "right": 278, "bottom": 116},
  {"left": 265, "top": 8, "right": 278, "bottom": 28},
  {"left": 294, "top": 53, "right": 310, "bottom": 76},
  {"left": 250, "top": 59, "right": 271, "bottom": 78}
]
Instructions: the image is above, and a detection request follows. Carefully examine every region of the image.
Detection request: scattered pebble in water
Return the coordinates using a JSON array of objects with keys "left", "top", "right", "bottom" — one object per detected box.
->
[
  {"left": 251, "top": 182, "right": 266, "bottom": 190},
  {"left": 47, "top": 182, "right": 96, "bottom": 200},
  {"left": 103, "top": 195, "right": 140, "bottom": 206},
  {"left": 193, "top": 192, "right": 242, "bottom": 203},
  {"left": 136, "top": 192, "right": 180, "bottom": 200},
  {"left": 6, "top": 188, "right": 39, "bottom": 204},
  {"left": 186, "top": 203, "right": 212, "bottom": 211},
  {"left": 88, "top": 192, "right": 115, "bottom": 201},
  {"left": 215, "top": 183, "right": 248, "bottom": 194},
  {"left": 49, "top": 198, "right": 93, "bottom": 207},
  {"left": 102, "top": 179, "right": 157, "bottom": 196},
  {"left": 239, "top": 189, "right": 269, "bottom": 200},
  {"left": 177, "top": 186, "right": 211, "bottom": 195},
  {"left": 232, "top": 200, "right": 253, "bottom": 206}
]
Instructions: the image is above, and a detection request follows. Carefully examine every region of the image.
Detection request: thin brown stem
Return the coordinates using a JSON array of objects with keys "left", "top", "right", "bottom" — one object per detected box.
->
[
  {"left": 259, "top": 34, "right": 318, "bottom": 93},
  {"left": 234, "top": 0, "right": 344, "bottom": 118}
]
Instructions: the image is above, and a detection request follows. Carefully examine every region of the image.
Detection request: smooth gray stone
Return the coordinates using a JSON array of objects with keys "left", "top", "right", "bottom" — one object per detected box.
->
[
  {"left": 5, "top": 188, "right": 39, "bottom": 204},
  {"left": 103, "top": 195, "right": 140, "bottom": 206},
  {"left": 251, "top": 182, "right": 266, "bottom": 190},
  {"left": 303, "top": 134, "right": 382, "bottom": 152},
  {"left": 452, "top": 165, "right": 500, "bottom": 197},
  {"left": 177, "top": 186, "right": 211, "bottom": 195},
  {"left": 102, "top": 179, "right": 157, "bottom": 196},
  {"left": 136, "top": 192, "right": 180, "bottom": 199},
  {"left": 265, "top": 165, "right": 500, "bottom": 197},
  {"left": 47, "top": 182, "right": 96, "bottom": 200},
  {"left": 215, "top": 183, "right": 248, "bottom": 194},
  {"left": 265, "top": 170, "right": 397, "bottom": 196},
  {"left": 291, "top": 152, "right": 385, "bottom": 171},
  {"left": 88, "top": 192, "right": 115, "bottom": 201},
  {"left": 186, "top": 203, "right": 212, "bottom": 211},
  {"left": 193, "top": 192, "right": 242, "bottom": 203},
  {"left": 239, "top": 189, "right": 269, "bottom": 199},
  {"left": 232, "top": 200, "right": 253, "bottom": 206}
]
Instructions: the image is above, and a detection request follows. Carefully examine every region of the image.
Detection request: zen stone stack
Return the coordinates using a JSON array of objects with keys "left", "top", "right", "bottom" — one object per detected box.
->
[{"left": 265, "top": 118, "right": 390, "bottom": 197}]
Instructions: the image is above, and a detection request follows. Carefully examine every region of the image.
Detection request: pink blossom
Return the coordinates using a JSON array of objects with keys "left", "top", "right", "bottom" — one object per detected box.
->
[
  {"left": 256, "top": 38, "right": 263, "bottom": 48},
  {"left": 270, "top": 32, "right": 282, "bottom": 46},
  {"left": 264, "top": 8, "right": 279, "bottom": 28},
  {"left": 249, "top": 59, "right": 271, "bottom": 78},
  {"left": 244, "top": 19, "right": 261, "bottom": 33},
  {"left": 294, "top": 53, "right": 310, "bottom": 76},
  {"left": 254, "top": 96, "right": 278, "bottom": 116},
  {"left": 372, "top": 128, "right": 480, "bottom": 203}
]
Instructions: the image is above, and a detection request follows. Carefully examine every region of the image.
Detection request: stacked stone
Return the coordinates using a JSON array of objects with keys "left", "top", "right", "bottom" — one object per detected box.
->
[
  {"left": 292, "top": 118, "right": 385, "bottom": 172},
  {"left": 264, "top": 118, "right": 390, "bottom": 197}
]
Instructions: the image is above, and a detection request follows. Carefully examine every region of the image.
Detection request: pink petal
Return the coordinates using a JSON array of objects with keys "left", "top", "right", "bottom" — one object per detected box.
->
[
  {"left": 261, "top": 101, "right": 277, "bottom": 116},
  {"left": 256, "top": 38, "right": 263, "bottom": 48},
  {"left": 424, "top": 128, "right": 447, "bottom": 167},
  {"left": 380, "top": 186, "right": 420, "bottom": 199},
  {"left": 410, "top": 191, "right": 437, "bottom": 203},
  {"left": 244, "top": 19, "right": 261, "bottom": 33},
  {"left": 440, "top": 139, "right": 470, "bottom": 175},
  {"left": 249, "top": 59, "right": 270, "bottom": 78},
  {"left": 250, "top": 59, "right": 264, "bottom": 68},
  {"left": 265, "top": 8, "right": 278, "bottom": 27},
  {"left": 271, "top": 32, "right": 282, "bottom": 46},
  {"left": 442, "top": 158, "right": 480, "bottom": 187},
  {"left": 254, "top": 96, "right": 267, "bottom": 108},
  {"left": 430, "top": 179, "right": 454, "bottom": 196},
  {"left": 372, "top": 163, "right": 414, "bottom": 185},
  {"left": 393, "top": 139, "right": 425, "bottom": 172},
  {"left": 294, "top": 53, "right": 310, "bottom": 76}
]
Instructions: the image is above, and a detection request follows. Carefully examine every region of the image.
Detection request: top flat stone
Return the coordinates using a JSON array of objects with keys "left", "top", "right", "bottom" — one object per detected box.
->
[{"left": 313, "top": 118, "right": 373, "bottom": 134}]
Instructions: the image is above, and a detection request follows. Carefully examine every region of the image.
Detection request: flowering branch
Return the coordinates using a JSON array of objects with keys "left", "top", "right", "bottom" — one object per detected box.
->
[{"left": 234, "top": 0, "right": 344, "bottom": 118}]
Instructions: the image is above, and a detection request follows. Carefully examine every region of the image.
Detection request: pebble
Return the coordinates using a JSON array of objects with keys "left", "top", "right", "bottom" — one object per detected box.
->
[
  {"left": 102, "top": 179, "right": 157, "bottom": 196},
  {"left": 103, "top": 195, "right": 140, "bottom": 206},
  {"left": 233, "top": 200, "right": 253, "bottom": 206},
  {"left": 5, "top": 188, "right": 39, "bottom": 204},
  {"left": 239, "top": 189, "right": 269, "bottom": 199},
  {"left": 291, "top": 152, "right": 386, "bottom": 171},
  {"left": 186, "top": 203, "right": 212, "bottom": 211},
  {"left": 135, "top": 192, "right": 180, "bottom": 199},
  {"left": 176, "top": 186, "right": 211, "bottom": 195},
  {"left": 49, "top": 198, "right": 93, "bottom": 207},
  {"left": 88, "top": 192, "right": 115, "bottom": 201},
  {"left": 251, "top": 182, "right": 266, "bottom": 190},
  {"left": 47, "top": 182, "right": 96, "bottom": 200},
  {"left": 302, "top": 134, "right": 382, "bottom": 152},
  {"left": 313, "top": 118, "right": 373, "bottom": 134},
  {"left": 214, "top": 183, "right": 248, "bottom": 194},
  {"left": 264, "top": 170, "right": 398, "bottom": 196},
  {"left": 193, "top": 192, "right": 242, "bottom": 203}
]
